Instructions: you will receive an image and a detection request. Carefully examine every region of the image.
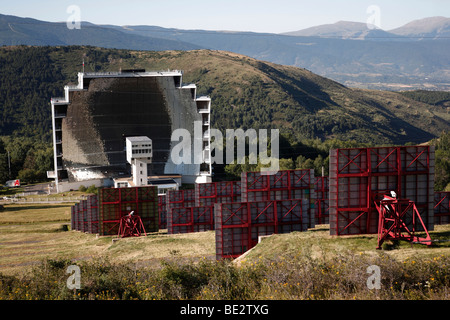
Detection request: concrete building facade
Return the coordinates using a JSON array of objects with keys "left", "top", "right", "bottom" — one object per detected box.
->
[{"left": 50, "top": 70, "right": 211, "bottom": 192}]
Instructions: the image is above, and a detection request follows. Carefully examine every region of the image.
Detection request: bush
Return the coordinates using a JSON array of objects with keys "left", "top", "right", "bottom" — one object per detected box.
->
[
  {"left": 0, "top": 254, "right": 449, "bottom": 300},
  {"left": 86, "top": 185, "right": 98, "bottom": 194}
]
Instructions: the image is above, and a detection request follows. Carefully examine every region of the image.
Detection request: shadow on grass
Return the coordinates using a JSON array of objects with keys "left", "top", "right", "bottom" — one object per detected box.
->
[
  {"left": 307, "top": 225, "right": 330, "bottom": 232},
  {"left": 4, "top": 204, "right": 73, "bottom": 212},
  {"left": 429, "top": 229, "right": 450, "bottom": 248}
]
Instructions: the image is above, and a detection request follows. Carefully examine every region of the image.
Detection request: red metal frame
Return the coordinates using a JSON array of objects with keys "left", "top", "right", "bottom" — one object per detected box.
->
[
  {"left": 99, "top": 186, "right": 158, "bottom": 236},
  {"left": 73, "top": 202, "right": 80, "bottom": 231},
  {"left": 241, "top": 169, "right": 315, "bottom": 227},
  {"left": 195, "top": 181, "right": 241, "bottom": 206},
  {"left": 434, "top": 192, "right": 450, "bottom": 225},
  {"left": 215, "top": 201, "right": 250, "bottom": 259},
  {"left": 374, "top": 197, "right": 432, "bottom": 249},
  {"left": 117, "top": 211, "right": 147, "bottom": 238},
  {"left": 166, "top": 189, "right": 196, "bottom": 208},
  {"left": 79, "top": 200, "right": 88, "bottom": 232},
  {"left": 158, "top": 195, "right": 167, "bottom": 229},
  {"left": 71, "top": 206, "right": 76, "bottom": 230},
  {"left": 216, "top": 181, "right": 241, "bottom": 203},
  {"left": 71, "top": 196, "right": 97, "bottom": 233},
  {"left": 330, "top": 146, "right": 434, "bottom": 236},
  {"left": 87, "top": 195, "right": 99, "bottom": 234},
  {"left": 196, "top": 182, "right": 217, "bottom": 206},
  {"left": 242, "top": 170, "right": 312, "bottom": 198},
  {"left": 314, "top": 176, "right": 329, "bottom": 224},
  {"left": 167, "top": 205, "right": 214, "bottom": 234},
  {"left": 215, "top": 199, "right": 308, "bottom": 259}
]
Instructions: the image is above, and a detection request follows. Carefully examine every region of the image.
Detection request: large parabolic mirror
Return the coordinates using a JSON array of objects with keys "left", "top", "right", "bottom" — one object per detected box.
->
[{"left": 51, "top": 70, "right": 211, "bottom": 187}]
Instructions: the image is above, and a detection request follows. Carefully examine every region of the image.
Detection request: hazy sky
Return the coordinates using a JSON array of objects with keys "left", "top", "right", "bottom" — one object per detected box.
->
[{"left": 2, "top": 0, "right": 449, "bottom": 33}]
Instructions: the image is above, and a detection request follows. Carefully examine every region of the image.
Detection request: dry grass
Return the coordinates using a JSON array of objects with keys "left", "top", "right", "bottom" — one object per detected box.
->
[
  {"left": 1, "top": 202, "right": 449, "bottom": 276},
  {"left": 0, "top": 203, "right": 449, "bottom": 300},
  {"left": 241, "top": 223, "right": 450, "bottom": 264},
  {"left": 0, "top": 203, "right": 215, "bottom": 276}
]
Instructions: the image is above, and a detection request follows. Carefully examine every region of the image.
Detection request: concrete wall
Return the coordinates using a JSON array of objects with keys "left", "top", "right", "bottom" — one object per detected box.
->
[
  {"left": 55, "top": 71, "right": 211, "bottom": 188},
  {"left": 57, "top": 178, "right": 114, "bottom": 193}
]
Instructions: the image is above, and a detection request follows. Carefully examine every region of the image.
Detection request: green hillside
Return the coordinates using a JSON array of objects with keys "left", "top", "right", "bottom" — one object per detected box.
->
[
  {"left": 0, "top": 14, "right": 199, "bottom": 50},
  {"left": 0, "top": 45, "right": 449, "bottom": 185},
  {"left": 60, "top": 48, "right": 450, "bottom": 145},
  {"left": 2, "top": 14, "right": 450, "bottom": 91},
  {"left": 2, "top": 46, "right": 448, "bottom": 144}
]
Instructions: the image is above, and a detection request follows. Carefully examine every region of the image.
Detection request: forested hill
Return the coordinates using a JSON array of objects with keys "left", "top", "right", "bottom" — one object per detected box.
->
[
  {"left": 0, "top": 45, "right": 448, "bottom": 146},
  {"left": 0, "top": 45, "right": 449, "bottom": 187}
]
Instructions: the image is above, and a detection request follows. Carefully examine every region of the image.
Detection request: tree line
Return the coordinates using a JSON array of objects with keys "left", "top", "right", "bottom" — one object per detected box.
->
[
  {"left": 0, "top": 46, "right": 449, "bottom": 191},
  {"left": 0, "top": 136, "right": 53, "bottom": 185}
]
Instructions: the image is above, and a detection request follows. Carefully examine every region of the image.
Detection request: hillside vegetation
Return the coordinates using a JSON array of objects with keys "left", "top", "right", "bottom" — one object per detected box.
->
[
  {"left": 2, "top": 14, "right": 450, "bottom": 91},
  {"left": 0, "top": 203, "right": 449, "bottom": 300},
  {"left": 1, "top": 46, "right": 448, "bottom": 144},
  {"left": 0, "top": 46, "right": 449, "bottom": 186}
]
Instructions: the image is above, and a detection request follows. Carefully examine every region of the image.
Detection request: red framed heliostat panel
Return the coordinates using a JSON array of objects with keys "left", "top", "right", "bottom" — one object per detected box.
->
[
  {"left": 314, "top": 176, "right": 329, "bottom": 224},
  {"left": 99, "top": 186, "right": 158, "bottom": 235},
  {"left": 215, "top": 199, "right": 309, "bottom": 259},
  {"left": 434, "top": 191, "right": 450, "bottom": 225},
  {"left": 167, "top": 205, "right": 214, "bottom": 234},
  {"left": 240, "top": 169, "right": 315, "bottom": 228},
  {"left": 329, "top": 146, "right": 435, "bottom": 235}
]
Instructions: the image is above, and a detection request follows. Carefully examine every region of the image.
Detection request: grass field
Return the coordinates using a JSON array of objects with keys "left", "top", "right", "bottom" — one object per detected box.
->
[
  {"left": 0, "top": 203, "right": 215, "bottom": 276},
  {"left": 0, "top": 202, "right": 449, "bottom": 300}
]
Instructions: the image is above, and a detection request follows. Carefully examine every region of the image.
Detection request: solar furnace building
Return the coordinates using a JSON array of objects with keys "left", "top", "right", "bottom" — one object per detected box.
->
[{"left": 50, "top": 70, "right": 212, "bottom": 192}]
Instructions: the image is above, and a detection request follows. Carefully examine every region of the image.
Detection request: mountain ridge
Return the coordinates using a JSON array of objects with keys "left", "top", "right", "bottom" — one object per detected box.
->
[
  {"left": 281, "top": 20, "right": 403, "bottom": 40},
  {"left": 389, "top": 16, "right": 450, "bottom": 39},
  {"left": 2, "top": 13, "right": 449, "bottom": 91},
  {"left": 0, "top": 13, "right": 201, "bottom": 50},
  {"left": 0, "top": 46, "right": 448, "bottom": 147},
  {"left": 1, "top": 13, "right": 449, "bottom": 91},
  {"left": 281, "top": 16, "right": 450, "bottom": 39}
]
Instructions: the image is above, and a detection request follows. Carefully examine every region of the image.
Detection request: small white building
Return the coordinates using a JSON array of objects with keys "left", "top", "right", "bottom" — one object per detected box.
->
[
  {"left": 126, "top": 136, "right": 152, "bottom": 187},
  {"left": 49, "top": 69, "right": 212, "bottom": 193}
]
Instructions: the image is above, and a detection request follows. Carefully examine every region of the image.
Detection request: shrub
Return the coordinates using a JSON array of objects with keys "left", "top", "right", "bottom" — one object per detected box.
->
[
  {"left": 86, "top": 185, "right": 98, "bottom": 194},
  {"left": 0, "top": 254, "right": 449, "bottom": 300}
]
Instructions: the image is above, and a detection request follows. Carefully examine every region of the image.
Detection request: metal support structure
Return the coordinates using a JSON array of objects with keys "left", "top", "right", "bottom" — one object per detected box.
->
[
  {"left": 434, "top": 192, "right": 450, "bottom": 225},
  {"left": 166, "top": 189, "right": 196, "bottom": 209},
  {"left": 117, "top": 211, "right": 147, "bottom": 238},
  {"left": 99, "top": 186, "right": 158, "bottom": 235},
  {"left": 329, "top": 146, "right": 434, "bottom": 236},
  {"left": 158, "top": 195, "right": 167, "bottom": 229},
  {"left": 195, "top": 181, "right": 241, "bottom": 207},
  {"left": 374, "top": 196, "right": 432, "bottom": 249},
  {"left": 215, "top": 199, "right": 308, "bottom": 259},
  {"left": 167, "top": 205, "right": 214, "bottom": 234},
  {"left": 241, "top": 169, "right": 315, "bottom": 228},
  {"left": 314, "top": 176, "right": 329, "bottom": 224}
]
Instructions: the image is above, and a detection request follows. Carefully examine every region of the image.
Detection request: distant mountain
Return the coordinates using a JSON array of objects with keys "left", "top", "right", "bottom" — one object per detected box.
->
[
  {"left": 122, "top": 26, "right": 450, "bottom": 90},
  {"left": 0, "top": 13, "right": 449, "bottom": 91},
  {"left": 101, "top": 18, "right": 450, "bottom": 91},
  {"left": 282, "top": 21, "right": 402, "bottom": 40},
  {"left": 283, "top": 17, "right": 450, "bottom": 40},
  {"left": 0, "top": 14, "right": 200, "bottom": 50},
  {"left": 389, "top": 16, "right": 450, "bottom": 39},
  {"left": 0, "top": 46, "right": 448, "bottom": 146}
]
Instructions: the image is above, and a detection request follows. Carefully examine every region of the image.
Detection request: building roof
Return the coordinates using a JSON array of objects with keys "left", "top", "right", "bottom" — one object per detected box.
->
[
  {"left": 126, "top": 136, "right": 151, "bottom": 142},
  {"left": 82, "top": 70, "right": 183, "bottom": 78},
  {"left": 148, "top": 179, "right": 178, "bottom": 185}
]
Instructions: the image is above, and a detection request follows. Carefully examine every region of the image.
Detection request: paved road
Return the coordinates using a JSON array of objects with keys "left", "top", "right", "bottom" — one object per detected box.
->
[{"left": 23, "top": 182, "right": 53, "bottom": 194}]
